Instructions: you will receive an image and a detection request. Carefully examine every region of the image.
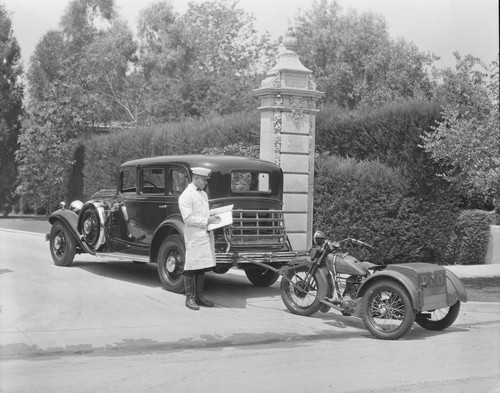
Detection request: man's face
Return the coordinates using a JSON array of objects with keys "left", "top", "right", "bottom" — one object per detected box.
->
[{"left": 193, "top": 175, "right": 208, "bottom": 190}]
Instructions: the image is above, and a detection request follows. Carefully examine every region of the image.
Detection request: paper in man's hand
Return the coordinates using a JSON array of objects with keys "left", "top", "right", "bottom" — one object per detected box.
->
[{"left": 208, "top": 204, "right": 233, "bottom": 231}]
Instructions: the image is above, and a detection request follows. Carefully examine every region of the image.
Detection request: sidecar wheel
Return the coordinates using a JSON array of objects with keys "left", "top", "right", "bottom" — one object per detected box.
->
[
  {"left": 280, "top": 266, "right": 327, "bottom": 316},
  {"left": 361, "top": 279, "right": 415, "bottom": 340},
  {"left": 415, "top": 301, "right": 461, "bottom": 331}
]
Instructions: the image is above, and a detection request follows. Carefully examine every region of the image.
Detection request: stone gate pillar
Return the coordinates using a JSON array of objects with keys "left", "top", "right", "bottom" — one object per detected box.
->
[{"left": 253, "top": 32, "right": 323, "bottom": 251}]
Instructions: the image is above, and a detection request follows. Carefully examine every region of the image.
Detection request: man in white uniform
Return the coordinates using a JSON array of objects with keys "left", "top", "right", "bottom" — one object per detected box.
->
[{"left": 178, "top": 167, "right": 220, "bottom": 310}]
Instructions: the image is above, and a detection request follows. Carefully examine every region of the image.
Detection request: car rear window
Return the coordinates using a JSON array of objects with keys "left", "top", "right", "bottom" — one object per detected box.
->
[{"left": 231, "top": 171, "right": 271, "bottom": 193}]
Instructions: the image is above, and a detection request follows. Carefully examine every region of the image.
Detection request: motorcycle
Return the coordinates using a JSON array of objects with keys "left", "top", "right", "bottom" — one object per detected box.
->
[{"left": 278, "top": 231, "right": 467, "bottom": 340}]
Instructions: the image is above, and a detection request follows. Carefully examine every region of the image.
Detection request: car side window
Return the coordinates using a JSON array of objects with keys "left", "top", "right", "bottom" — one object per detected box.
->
[
  {"left": 121, "top": 167, "right": 136, "bottom": 193},
  {"left": 169, "top": 168, "right": 189, "bottom": 195},
  {"left": 141, "top": 168, "right": 165, "bottom": 194}
]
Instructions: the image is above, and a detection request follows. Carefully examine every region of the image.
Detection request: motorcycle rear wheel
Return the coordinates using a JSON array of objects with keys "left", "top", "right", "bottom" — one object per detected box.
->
[
  {"left": 361, "top": 279, "right": 415, "bottom": 340},
  {"left": 280, "top": 266, "right": 327, "bottom": 316}
]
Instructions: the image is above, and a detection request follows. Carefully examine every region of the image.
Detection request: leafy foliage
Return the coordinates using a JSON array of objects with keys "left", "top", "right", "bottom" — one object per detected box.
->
[
  {"left": 15, "top": 97, "right": 80, "bottom": 213},
  {"left": 291, "top": 0, "right": 435, "bottom": 108},
  {"left": 316, "top": 100, "right": 442, "bottom": 172},
  {"left": 136, "top": 0, "right": 277, "bottom": 120},
  {"left": 313, "top": 153, "right": 459, "bottom": 264},
  {"left": 0, "top": 4, "right": 23, "bottom": 211},
  {"left": 447, "top": 210, "right": 497, "bottom": 265},
  {"left": 82, "top": 111, "right": 260, "bottom": 198},
  {"left": 422, "top": 54, "right": 500, "bottom": 208}
]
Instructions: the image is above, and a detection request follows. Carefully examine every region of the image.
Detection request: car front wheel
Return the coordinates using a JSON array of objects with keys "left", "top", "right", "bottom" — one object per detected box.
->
[
  {"left": 157, "top": 234, "right": 185, "bottom": 293},
  {"left": 49, "top": 221, "right": 76, "bottom": 266}
]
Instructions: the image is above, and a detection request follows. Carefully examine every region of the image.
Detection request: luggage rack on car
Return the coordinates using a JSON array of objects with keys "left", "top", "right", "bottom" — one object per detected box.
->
[{"left": 214, "top": 209, "right": 289, "bottom": 252}]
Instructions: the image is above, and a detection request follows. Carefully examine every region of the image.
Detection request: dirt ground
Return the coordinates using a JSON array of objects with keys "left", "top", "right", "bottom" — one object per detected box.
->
[{"left": 1, "top": 217, "right": 499, "bottom": 303}]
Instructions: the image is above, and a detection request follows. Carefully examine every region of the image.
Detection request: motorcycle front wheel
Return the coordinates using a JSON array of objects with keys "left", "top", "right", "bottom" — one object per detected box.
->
[
  {"left": 361, "top": 279, "right": 415, "bottom": 340},
  {"left": 280, "top": 266, "right": 327, "bottom": 316}
]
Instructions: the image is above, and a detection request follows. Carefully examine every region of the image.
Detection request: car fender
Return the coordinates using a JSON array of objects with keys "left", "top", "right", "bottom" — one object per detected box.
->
[
  {"left": 48, "top": 210, "right": 96, "bottom": 255},
  {"left": 357, "top": 270, "right": 422, "bottom": 311},
  {"left": 150, "top": 215, "right": 185, "bottom": 263},
  {"left": 445, "top": 269, "right": 468, "bottom": 303}
]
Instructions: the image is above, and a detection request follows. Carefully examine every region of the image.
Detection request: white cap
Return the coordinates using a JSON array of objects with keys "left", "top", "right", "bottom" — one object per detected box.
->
[{"left": 191, "top": 167, "right": 211, "bottom": 178}]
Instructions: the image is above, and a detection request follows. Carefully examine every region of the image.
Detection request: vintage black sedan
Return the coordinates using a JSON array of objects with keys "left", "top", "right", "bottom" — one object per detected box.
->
[{"left": 48, "top": 155, "right": 300, "bottom": 292}]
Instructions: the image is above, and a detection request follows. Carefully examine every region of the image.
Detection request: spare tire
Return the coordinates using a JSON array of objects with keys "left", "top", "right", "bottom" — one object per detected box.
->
[{"left": 78, "top": 202, "right": 106, "bottom": 250}]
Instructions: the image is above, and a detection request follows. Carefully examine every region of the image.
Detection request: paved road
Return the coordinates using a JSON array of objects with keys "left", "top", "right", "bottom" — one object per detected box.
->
[{"left": 1, "top": 228, "right": 500, "bottom": 392}]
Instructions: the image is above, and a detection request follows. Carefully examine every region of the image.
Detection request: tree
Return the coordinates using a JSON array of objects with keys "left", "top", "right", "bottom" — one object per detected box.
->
[
  {"left": 291, "top": 0, "right": 434, "bottom": 108},
  {"left": 421, "top": 54, "right": 500, "bottom": 208},
  {"left": 15, "top": 88, "right": 83, "bottom": 214},
  {"left": 19, "top": 0, "right": 121, "bottom": 213},
  {"left": 136, "top": 0, "right": 278, "bottom": 120},
  {"left": 0, "top": 3, "right": 23, "bottom": 213},
  {"left": 27, "top": 0, "right": 122, "bottom": 126}
]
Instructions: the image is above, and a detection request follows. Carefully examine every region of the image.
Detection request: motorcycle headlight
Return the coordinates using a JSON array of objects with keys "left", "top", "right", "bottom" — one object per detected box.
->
[
  {"left": 313, "top": 230, "right": 327, "bottom": 246},
  {"left": 69, "top": 200, "right": 84, "bottom": 214}
]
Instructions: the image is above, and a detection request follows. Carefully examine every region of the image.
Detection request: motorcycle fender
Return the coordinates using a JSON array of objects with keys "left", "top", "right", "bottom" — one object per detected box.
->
[
  {"left": 48, "top": 210, "right": 96, "bottom": 255},
  {"left": 357, "top": 270, "right": 422, "bottom": 311},
  {"left": 445, "top": 269, "right": 468, "bottom": 303}
]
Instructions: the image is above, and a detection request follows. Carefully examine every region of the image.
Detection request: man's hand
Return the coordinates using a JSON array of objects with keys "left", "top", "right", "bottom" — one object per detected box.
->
[{"left": 208, "top": 215, "right": 221, "bottom": 225}]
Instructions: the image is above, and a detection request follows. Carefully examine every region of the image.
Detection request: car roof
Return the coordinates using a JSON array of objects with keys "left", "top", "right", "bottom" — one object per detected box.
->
[{"left": 121, "top": 155, "right": 281, "bottom": 173}]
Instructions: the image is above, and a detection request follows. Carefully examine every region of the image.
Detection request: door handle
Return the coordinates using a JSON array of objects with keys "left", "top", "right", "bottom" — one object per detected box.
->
[{"left": 158, "top": 205, "right": 167, "bottom": 208}]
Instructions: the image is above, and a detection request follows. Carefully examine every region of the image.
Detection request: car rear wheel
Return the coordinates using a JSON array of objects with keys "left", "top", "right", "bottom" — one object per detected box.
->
[
  {"left": 245, "top": 267, "right": 279, "bottom": 287},
  {"left": 157, "top": 234, "right": 185, "bottom": 293},
  {"left": 49, "top": 221, "right": 76, "bottom": 266}
]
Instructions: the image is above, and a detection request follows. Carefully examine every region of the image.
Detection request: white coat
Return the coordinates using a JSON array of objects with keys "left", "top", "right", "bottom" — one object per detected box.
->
[{"left": 178, "top": 183, "right": 216, "bottom": 271}]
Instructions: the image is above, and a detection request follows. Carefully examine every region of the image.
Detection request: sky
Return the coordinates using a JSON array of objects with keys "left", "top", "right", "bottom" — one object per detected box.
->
[{"left": 2, "top": 0, "right": 499, "bottom": 70}]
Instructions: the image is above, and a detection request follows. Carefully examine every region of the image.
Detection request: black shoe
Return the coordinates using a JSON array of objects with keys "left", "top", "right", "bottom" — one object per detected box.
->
[
  {"left": 194, "top": 273, "right": 214, "bottom": 307},
  {"left": 185, "top": 298, "right": 200, "bottom": 310},
  {"left": 195, "top": 295, "right": 214, "bottom": 308}
]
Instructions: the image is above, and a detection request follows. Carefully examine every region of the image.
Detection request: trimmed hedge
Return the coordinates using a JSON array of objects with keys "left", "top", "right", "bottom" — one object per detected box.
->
[
  {"left": 313, "top": 154, "right": 459, "bottom": 264},
  {"left": 449, "top": 210, "right": 497, "bottom": 265},
  {"left": 81, "top": 111, "right": 260, "bottom": 198},
  {"left": 316, "top": 100, "right": 442, "bottom": 173}
]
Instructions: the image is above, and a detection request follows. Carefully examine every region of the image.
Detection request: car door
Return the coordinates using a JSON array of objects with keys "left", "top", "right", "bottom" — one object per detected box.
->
[
  {"left": 138, "top": 165, "right": 189, "bottom": 245},
  {"left": 137, "top": 166, "right": 167, "bottom": 245},
  {"left": 108, "top": 165, "right": 143, "bottom": 248}
]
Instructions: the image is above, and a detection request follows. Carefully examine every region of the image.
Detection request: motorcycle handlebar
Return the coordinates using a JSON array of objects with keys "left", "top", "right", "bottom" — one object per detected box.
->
[{"left": 325, "top": 238, "right": 373, "bottom": 249}]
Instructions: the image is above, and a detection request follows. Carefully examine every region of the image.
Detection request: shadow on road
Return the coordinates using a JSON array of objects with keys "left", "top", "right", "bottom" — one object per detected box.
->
[{"left": 71, "top": 258, "right": 280, "bottom": 308}]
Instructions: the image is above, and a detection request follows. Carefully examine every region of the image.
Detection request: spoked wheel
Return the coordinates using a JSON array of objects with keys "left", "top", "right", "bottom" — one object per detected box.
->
[
  {"left": 77, "top": 203, "right": 106, "bottom": 250},
  {"left": 361, "top": 279, "right": 415, "bottom": 340},
  {"left": 157, "top": 235, "right": 185, "bottom": 293},
  {"left": 416, "top": 301, "right": 461, "bottom": 331},
  {"left": 280, "top": 266, "right": 327, "bottom": 316},
  {"left": 49, "top": 221, "right": 76, "bottom": 266}
]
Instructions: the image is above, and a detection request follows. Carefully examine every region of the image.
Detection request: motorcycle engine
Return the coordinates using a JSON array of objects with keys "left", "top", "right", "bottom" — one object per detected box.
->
[{"left": 344, "top": 275, "right": 363, "bottom": 298}]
